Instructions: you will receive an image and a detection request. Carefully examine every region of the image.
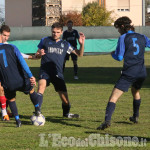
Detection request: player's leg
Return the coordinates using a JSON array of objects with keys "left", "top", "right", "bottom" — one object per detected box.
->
[
  {"left": 8, "top": 97, "right": 21, "bottom": 127},
  {"left": 71, "top": 54, "right": 78, "bottom": 79},
  {"left": 129, "top": 87, "right": 140, "bottom": 123},
  {"left": 53, "top": 76, "right": 79, "bottom": 118},
  {"left": 5, "top": 89, "right": 21, "bottom": 127},
  {"left": 97, "top": 75, "right": 131, "bottom": 130},
  {"left": 97, "top": 88, "right": 123, "bottom": 130},
  {"left": 129, "top": 77, "right": 145, "bottom": 123},
  {"left": 0, "top": 84, "right": 9, "bottom": 121}
]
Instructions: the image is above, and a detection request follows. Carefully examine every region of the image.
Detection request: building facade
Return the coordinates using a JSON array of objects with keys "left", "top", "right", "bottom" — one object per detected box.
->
[{"left": 5, "top": 0, "right": 144, "bottom": 27}]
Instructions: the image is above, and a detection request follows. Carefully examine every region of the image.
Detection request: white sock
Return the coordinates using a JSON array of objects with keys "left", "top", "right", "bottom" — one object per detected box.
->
[{"left": 1, "top": 108, "right": 7, "bottom": 117}]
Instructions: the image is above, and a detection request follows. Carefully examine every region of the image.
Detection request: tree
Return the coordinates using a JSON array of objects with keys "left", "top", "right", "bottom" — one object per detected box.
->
[
  {"left": 82, "top": 2, "right": 114, "bottom": 26},
  {"left": 60, "top": 11, "right": 83, "bottom": 26}
]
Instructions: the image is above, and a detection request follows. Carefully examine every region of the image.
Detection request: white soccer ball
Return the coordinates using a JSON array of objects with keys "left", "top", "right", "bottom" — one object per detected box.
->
[{"left": 30, "top": 114, "right": 45, "bottom": 126}]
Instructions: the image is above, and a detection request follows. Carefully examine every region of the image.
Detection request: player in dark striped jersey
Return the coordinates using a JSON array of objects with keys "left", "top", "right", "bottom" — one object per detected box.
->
[
  {"left": 0, "top": 36, "right": 42, "bottom": 127},
  {"left": 63, "top": 20, "right": 80, "bottom": 79},
  {"left": 36, "top": 22, "right": 85, "bottom": 118},
  {"left": 97, "top": 16, "right": 150, "bottom": 130}
]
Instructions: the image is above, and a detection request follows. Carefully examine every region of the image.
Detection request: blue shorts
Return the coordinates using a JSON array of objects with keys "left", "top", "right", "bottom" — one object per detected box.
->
[
  {"left": 65, "top": 53, "right": 77, "bottom": 61},
  {"left": 4, "top": 78, "right": 33, "bottom": 100},
  {"left": 115, "top": 74, "right": 146, "bottom": 92},
  {"left": 39, "top": 70, "right": 67, "bottom": 92}
]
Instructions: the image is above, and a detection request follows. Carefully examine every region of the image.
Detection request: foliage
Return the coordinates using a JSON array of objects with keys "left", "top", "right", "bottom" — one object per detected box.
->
[
  {"left": 82, "top": 2, "right": 114, "bottom": 26},
  {"left": 60, "top": 11, "right": 83, "bottom": 26}
]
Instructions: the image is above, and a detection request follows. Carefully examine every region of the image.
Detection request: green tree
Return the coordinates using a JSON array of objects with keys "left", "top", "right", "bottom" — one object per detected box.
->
[{"left": 82, "top": 2, "right": 114, "bottom": 26}]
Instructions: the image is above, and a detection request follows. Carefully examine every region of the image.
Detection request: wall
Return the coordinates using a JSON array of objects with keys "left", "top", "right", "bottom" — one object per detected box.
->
[
  {"left": 5, "top": 0, "right": 32, "bottom": 27},
  {"left": 106, "top": 0, "right": 143, "bottom": 26}
]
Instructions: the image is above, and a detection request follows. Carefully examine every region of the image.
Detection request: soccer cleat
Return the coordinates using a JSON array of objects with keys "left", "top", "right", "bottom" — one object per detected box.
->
[
  {"left": 16, "top": 120, "right": 21, "bottom": 128},
  {"left": 129, "top": 116, "right": 138, "bottom": 123},
  {"left": 2, "top": 115, "right": 10, "bottom": 121},
  {"left": 34, "top": 110, "right": 42, "bottom": 117},
  {"left": 74, "top": 76, "right": 79, "bottom": 80},
  {"left": 97, "top": 121, "right": 111, "bottom": 130},
  {"left": 64, "top": 113, "right": 80, "bottom": 118}
]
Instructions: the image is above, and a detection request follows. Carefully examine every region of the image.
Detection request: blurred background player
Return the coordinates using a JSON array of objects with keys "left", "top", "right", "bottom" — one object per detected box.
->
[
  {"left": 0, "top": 25, "right": 38, "bottom": 121},
  {"left": 0, "top": 35, "right": 42, "bottom": 127},
  {"left": 97, "top": 16, "right": 149, "bottom": 130},
  {"left": 62, "top": 20, "right": 80, "bottom": 79},
  {"left": 36, "top": 22, "right": 85, "bottom": 118}
]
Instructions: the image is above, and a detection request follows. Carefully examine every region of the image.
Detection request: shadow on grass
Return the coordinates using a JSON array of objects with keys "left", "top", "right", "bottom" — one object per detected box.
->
[
  {"left": 30, "top": 67, "right": 150, "bottom": 88},
  {"left": 45, "top": 116, "right": 82, "bottom": 128}
]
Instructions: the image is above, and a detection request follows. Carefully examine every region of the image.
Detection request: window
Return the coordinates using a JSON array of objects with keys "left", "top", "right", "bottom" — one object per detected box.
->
[{"left": 118, "top": 0, "right": 130, "bottom": 12}]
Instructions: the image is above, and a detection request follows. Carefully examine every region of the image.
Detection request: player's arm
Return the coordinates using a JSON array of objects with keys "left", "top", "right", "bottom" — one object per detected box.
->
[
  {"left": 111, "top": 35, "right": 126, "bottom": 61},
  {"left": 13, "top": 45, "right": 36, "bottom": 86},
  {"left": 71, "top": 32, "right": 85, "bottom": 57},
  {"left": 144, "top": 35, "right": 150, "bottom": 48}
]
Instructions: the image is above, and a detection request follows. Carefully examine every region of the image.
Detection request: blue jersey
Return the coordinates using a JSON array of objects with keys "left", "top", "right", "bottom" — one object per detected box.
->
[
  {"left": 112, "top": 30, "right": 150, "bottom": 77},
  {"left": 0, "top": 43, "right": 33, "bottom": 91},
  {"left": 38, "top": 36, "right": 74, "bottom": 79},
  {"left": 63, "top": 29, "right": 79, "bottom": 48}
]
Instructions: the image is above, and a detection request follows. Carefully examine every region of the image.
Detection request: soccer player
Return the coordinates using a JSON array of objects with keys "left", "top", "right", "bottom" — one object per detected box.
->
[
  {"left": 0, "top": 25, "right": 39, "bottom": 121},
  {"left": 0, "top": 32, "right": 42, "bottom": 127},
  {"left": 97, "top": 16, "right": 149, "bottom": 130},
  {"left": 62, "top": 20, "right": 80, "bottom": 79},
  {"left": 36, "top": 22, "right": 85, "bottom": 118}
]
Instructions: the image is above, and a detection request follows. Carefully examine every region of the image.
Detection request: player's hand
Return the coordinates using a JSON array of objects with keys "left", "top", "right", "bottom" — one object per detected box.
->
[
  {"left": 30, "top": 76, "right": 36, "bottom": 87},
  {"left": 78, "top": 32, "right": 85, "bottom": 45},
  {"left": 40, "top": 49, "right": 46, "bottom": 56}
]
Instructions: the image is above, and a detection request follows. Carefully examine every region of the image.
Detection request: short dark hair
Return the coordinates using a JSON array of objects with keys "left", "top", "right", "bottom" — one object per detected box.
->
[
  {"left": 0, "top": 25, "right": 11, "bottom": 34},
  {"left": 51, "top": 22, "right": 63, "bottom": 31},
  {"left": 114, "top": 16, "right": 135, "bottom": 32},
  {"left": 67, "top": 20, "right": 73, "bottom": 24}
]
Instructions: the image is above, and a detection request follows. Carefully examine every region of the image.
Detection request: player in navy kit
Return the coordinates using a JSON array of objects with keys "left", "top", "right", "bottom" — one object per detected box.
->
[
  {"left": 0, "top": 25, "right": 39, "bottom": 121},
  {"left": 36, "top": 22, "right": 85, "bottom": 118},
  {"left": 63, "top": 20, "right": 80, "bottom": 79},
  {"left": 0, "top": 35, "right": 42, "bottom": 127},
  {"left": 97, "top": 16, "right": 150, "bottom": 130}
]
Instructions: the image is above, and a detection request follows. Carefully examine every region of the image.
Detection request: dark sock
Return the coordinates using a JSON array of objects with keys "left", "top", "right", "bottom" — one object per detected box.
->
[
  {"left": 74, "top": 64, "right": 78, "bottom": 76},
  {"left": 133, "top": 99, "right": 141, "bottom": 118},
  {"left": 105, "top": 102, "right": 116, "bottom": 122},
  {"left": 62, "top": 103, "right": 71, "bottom": 116},
  {"left": 30, "top": 91, "right": 40, "bottom": 112},
  {"left": 37, "top": 93, "right": 43, "bottom": 109},
  {"left": 9, "top": 101, "right": 19, "bottom": 121}
]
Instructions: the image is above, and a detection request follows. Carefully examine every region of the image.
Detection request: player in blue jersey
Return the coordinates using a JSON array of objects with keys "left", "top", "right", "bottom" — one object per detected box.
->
[
  {"left": 62, "top": 20, "right": 80, "bottom": 79},
  {"left": 97, "top": 16, "right": 150, "bottom": 130},
  {"left": 36, "top": 22, "right": 85, "bottom": 118},
  {"left": 0, "top": 35, "right": 42, "bottom": 127},
  {"left": 0, "top": 25, "right": 39, "bottom": 121}
]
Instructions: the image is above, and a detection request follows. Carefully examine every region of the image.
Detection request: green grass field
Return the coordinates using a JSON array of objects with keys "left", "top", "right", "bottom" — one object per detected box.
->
[{"left": 0, "top": 53, "right": 150, "bottom": 150}]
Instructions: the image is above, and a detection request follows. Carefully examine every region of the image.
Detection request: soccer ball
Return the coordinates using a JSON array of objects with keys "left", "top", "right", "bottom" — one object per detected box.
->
[{"left": 30, "top": 114, "right": 45, "bottom": 126}]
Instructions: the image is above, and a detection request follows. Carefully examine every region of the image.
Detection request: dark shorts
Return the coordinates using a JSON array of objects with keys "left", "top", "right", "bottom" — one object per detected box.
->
[
  {"left": 65, "top": 53, "right": 77, "bottom": 61},
  {"left": 115, "top": 75, "right": 146, "bottom": 92},
  {"left": 39, "top": 71, "right": 67, "bottom": 92},
  {"left": 4, "top": 78, "right": 33, "bottom": 100}
]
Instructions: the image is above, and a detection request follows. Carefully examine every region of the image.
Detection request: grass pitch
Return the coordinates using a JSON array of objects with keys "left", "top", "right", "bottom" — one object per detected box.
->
[{"left": 0, "top": 53, "right": 149, "bottom": 150}]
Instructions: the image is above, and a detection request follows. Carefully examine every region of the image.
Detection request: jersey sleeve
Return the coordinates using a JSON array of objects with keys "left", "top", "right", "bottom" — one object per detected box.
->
[
  {"left": 13, "top": 45, "right": 33, "bottom": 78},
  {"left": 66, "top": 42, "right": 74, "bottom": 54},
  {"left": 21, "top": 53, "right": 29, "bottom": 59},
  {"left": 112, "top": 34, "right": 126, "bottom": 61},
  {"left": 38, "top": 38, "right": 45, "bottom": 49},
  {"left": 144, "top": 35, "right": 150, "bottom": 48}
]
